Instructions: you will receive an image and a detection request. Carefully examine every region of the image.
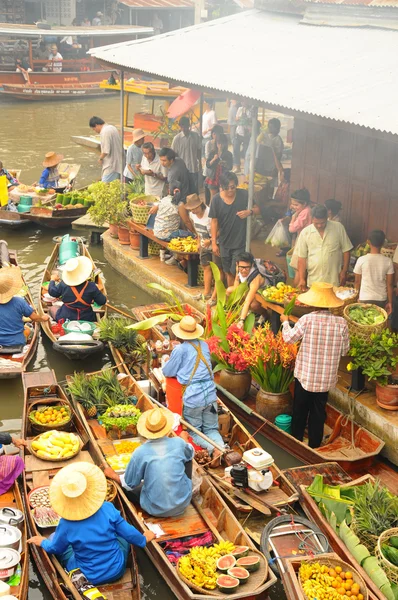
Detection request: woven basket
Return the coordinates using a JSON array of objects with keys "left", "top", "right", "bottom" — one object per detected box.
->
[
  {"left": 148, "top": 240, "right": 161, "bottom": 256},
  {"left": 343, "top": 303, "right": 387, "bottom": 343},
  {"left": 106, "top": 479, "right": 118, "bottom": 503},
  {"left": 376, "top": 527, "right": 398, "bottom": 584},
  {"left": 330, "top": 286, "right": 359, "bottom": 317},
  {"left": 130, "top": 202, "right": 151, "bottom": 225},
  {"left": 298, "top": 557, "right": 368, "bottom": 600},
  {"left": 28, "top": 398, "right": 72, "bottom": 434},
  {"left": 381, "top": 244, "right": 397, "bottom": 259},
  {"left": 30, "top": 432, "right": 81, "bottom": 462},
  {"left": 197, "top": 265, "right": 204, "bottom": 286}
]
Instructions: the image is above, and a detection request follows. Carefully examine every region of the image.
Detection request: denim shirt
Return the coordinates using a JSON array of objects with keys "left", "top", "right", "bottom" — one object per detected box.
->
[
  {"left": 123, "top": 437, "right": 194, "bottom": 517},
  {"left": 162, "top": 340, "right": 216, "bottom": 408}
]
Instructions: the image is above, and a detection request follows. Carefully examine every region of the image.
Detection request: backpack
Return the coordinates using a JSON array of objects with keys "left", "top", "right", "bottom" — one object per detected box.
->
[{"left": 255, "top": 259, "right": 286, "bottom": 287}]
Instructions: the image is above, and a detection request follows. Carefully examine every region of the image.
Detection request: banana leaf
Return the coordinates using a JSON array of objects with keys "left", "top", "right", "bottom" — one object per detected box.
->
[
  {"left": 210, "top": 261, "right": 221, "bottom": 283},
  {"left": 227, "top": 282, "right": 249, "bottom": 308},
  {"left": 146, "top": 283, "right": 183, "bottom": 313},
  {"left": 244, "top": 312, "right": 255, "bottom": 333},
  {"left": 126, "top": 313, "right": 181, "bottom": 330},
  {"left": 215, "top": 282, "right": 226, "bottom": 309},
  {"left": 216, "top": 301, "right": 227, "bottom": 333},
  {"left": 284, "top": 296, "right": 296, "bottom": 316}
]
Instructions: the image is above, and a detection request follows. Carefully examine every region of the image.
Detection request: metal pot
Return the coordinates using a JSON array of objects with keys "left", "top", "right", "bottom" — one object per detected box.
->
[
  {"left": 0, "top": 547, "right": 21, "bottom": 580},
  {"left": 0, "top": 525, "right": 21, "bottom": 551},
  {"left": 0, "top": 507, "right": 24, "bottom": 531}
]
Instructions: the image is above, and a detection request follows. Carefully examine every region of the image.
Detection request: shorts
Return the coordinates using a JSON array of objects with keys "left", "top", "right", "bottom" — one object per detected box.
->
[
  {"left": 200, "top": 248, "right": 222, "bottom": 268},
  {"left": 219, "top": 245, "right": 246, "bottom": 275},
  {"left": 102, "top": 171, "right": 120, "bottom": 183}
]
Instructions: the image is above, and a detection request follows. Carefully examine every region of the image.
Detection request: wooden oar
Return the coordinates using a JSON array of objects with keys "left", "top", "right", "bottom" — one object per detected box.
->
[{"left": 106, "top": 303, "right": 137, "bottom": 321}]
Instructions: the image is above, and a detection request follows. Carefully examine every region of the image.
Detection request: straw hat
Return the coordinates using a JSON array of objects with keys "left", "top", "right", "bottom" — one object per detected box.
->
[
  {"left": 185, "top": 194, "right": 202, "bottom": 211},
  {"left": 96, "top": 11, "right": 103, "bottom": 16},
  {"left": 132, "top": 129, "right": 145, "bottom": 143},
  {"left": 0, "top": 267, "right": 23, "bottom": 304},
  {"left": 49, "top": 462, "right": 107, "bottom": 521},
  {"left": 137, "top": 408, "right": 174, "bottom": 440},
  {"left": 172, "top": 315, "right": 204, "bottom": 340},
  {"left": 43, "top": 152, "right": 64, "bottom": 168},
  {"left": 297, "top": 282, "right": 343, "bottom": 309},
  {"left": 62, "top": 256, "right": 93, "bottom": 286}
]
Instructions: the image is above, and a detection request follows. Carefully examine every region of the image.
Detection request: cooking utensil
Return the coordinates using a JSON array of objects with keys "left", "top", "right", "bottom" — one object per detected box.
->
[
  {"left": 0, "top": 547, "right": 21, "bottom": 580},
  {"left": 0, "top": 508, "right": 24, "bottom": 531},
  {"left": 0, "top": 526, "right": 21, "bottom": 551}
]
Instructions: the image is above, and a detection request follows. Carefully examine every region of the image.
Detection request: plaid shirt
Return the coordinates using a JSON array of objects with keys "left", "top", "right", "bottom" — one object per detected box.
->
[{"left": 282, "top": 311, "right": 350, "bottom": 392}]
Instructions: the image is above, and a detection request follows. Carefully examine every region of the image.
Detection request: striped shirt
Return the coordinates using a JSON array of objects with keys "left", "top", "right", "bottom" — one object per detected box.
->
[{"left": 282, "top": 311, "right": 350, "bottom": 393}]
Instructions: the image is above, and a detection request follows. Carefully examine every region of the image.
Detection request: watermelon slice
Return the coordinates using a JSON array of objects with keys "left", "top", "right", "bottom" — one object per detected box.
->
[
  {"left": 217, "top": 555, "right": 236, "bottom": 572},
  {"left": 231, "top": 545, "right": 250, "bottom": 559},
  {"left": 227, "top": 567, "right": 250, "bottom": 584},
  {"left": 216, "top": 575, "right": 240, "bottom": 593},
  {"left": 236, "top": 555, "right": 261, "bottom": 572}
]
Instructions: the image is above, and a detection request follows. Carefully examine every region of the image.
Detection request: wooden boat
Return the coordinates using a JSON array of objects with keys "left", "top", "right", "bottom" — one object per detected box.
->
[
  {"left": 0, "top": 76, "right": 113, "bottom": 101},
  {"left": 68, "top": 370, "right": 277, "bottom": 600},
  {"left": 0, "top": 482, "right": 29, "bottom": 599},
  {"left": 20, "top": 204, "right": 88, "bottom": 229},
  {"left": 217, "top": 384, "right": 384, "bottom": 475},
  {"left": 0, "top": 249, "right": 39, "bottom": 378},
  {"left": 21, "top": 370, "right": 141, "bottom": 600},
  {"left": 38, "top": 240, "right": 106, "bottom": 359},
  {"left": 0, "top": 209, "right": 31, "bottom": 228},
  {"left": 132, "top": 302, "right": 205, "bottom": 326}
]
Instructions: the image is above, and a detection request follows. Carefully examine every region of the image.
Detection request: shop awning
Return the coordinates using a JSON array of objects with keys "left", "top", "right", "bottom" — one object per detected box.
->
[
  {"left": 89, "top": 9, "right": 398, "bottom": 135},
  {"left": 0, "top": 24, "right": 153, "bottom": 37},
  {"left": 120, "top": 0, "right": 193, "bottom": 8}
]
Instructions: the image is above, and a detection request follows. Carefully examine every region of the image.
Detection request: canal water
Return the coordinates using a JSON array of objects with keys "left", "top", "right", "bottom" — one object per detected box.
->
[{"left": 0, "top": 95, "right": 297, "bottom": 598}]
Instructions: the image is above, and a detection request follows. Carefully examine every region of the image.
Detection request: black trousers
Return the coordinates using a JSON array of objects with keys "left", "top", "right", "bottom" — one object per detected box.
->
[{"left": 292, "top": 378, "right": 328, "bottom": 449}]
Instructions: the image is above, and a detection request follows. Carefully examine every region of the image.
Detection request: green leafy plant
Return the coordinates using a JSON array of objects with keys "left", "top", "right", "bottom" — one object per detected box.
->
[
  {"left": 88, "top": 180, "right": 128, "bottom": 226},
  {"left": 347, "top": 330, "right": 398, "bottom": 386},
  {"left": 354, "top": 480, "right": 398, "bottom": 538},
  {"left": 100, "top": 403, "right": 141, "bottom": 432},
  {"left": 126, "top": 174, "right": 145, "bottom": 197},
  {"left": 127, "top": 284, "right": 197, "bottom": 331}
]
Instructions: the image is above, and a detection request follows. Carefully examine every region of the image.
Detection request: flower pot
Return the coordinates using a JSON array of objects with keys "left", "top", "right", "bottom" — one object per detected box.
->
[
  {"left": 218, "top": 369, "right": 252, "bottom": 400},
  {"left": 118, "top": 225, "right": 130, "bottom": 245},
  {"left": 256, "top": 388, "right": 293, "bottom": 423},
  {"left": 376, "top": 382, "right": 398, "bottom": 410},
  {"left": 129, "top": 230, "right": 140, "bottom": 249},
  {"left": 109, "top": 223, "right": 118, "bottom": 238}
]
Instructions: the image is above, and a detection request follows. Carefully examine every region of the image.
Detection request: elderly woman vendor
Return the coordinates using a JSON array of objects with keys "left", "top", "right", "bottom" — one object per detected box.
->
[
  {"left": 28, "top": 462, "right": 155, "bottom": 586},
  {"left": 39, "top": 151, "right": 63, "bottom": 189}
]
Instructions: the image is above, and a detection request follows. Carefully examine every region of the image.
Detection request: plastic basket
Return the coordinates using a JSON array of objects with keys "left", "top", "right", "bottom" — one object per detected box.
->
[
  {"left": 130, "top": 202, "right": 151, "bottom": 224},
  {"left": 376, "top": 527, "right": 398, "bottom": 584},
  {"left": 330, "top": 287, "right": 359, "bottom": 316},
  {"left": 197, "top": 265, "right": 204, "bottom": 285},
  {"left": 62, "top": 321, "right": 97, "bottom": 335},
  {"left": 343, "top": 303, "right": 387, "bottom": 343},
  {"left": 381, "top": 244, "right": 397, "bottom": 260},
  {"left": 148, "top": 240, "right": 161, "bottom": 256}
]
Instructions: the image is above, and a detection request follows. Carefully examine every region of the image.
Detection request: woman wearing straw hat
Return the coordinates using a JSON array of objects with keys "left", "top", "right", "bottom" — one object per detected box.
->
[
  {"left": 0, "top": 266, "right": 49, "bottom": 350},
  {"left": 48, "top": 256, "right": 106, "bottom": 322},
  {"left": 39, "top": 151, "right": 64, "bottom": 189},
  {"left": 28, "top": 462, "right": 155, "bottom": 587},
  {"left": 281, "top": 282, "right": 350, "bottom": 448},
  {"left": 162, "top": 315, "right": 225, "bottom": 464},
  {"left": 105, "top": 407, "right": 194, "bottom": 517}
]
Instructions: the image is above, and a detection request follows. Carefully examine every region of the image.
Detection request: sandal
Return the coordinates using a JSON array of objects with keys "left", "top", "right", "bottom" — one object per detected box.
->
[{"left": 193, "top": 293, "right": 211, "bottom": 302}]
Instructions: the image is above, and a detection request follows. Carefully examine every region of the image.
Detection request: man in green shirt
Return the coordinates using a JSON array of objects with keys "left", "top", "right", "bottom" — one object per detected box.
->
[{"left": 296, "top": 204, "right": 352, "bottom": 290}]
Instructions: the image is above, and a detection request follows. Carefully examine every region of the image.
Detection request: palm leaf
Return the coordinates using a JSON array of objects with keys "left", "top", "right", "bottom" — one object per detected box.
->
[{"left": 244, "top": 313, "right": 255, "bottom": 333}]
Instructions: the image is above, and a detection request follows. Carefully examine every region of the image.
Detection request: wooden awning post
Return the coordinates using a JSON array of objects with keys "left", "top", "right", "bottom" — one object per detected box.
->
[
  {"left": 246, "top": 105, "right": 258, "bottom": 252},
  {"left": 120, "top": 70, "right": 125, "bottom": 189}
]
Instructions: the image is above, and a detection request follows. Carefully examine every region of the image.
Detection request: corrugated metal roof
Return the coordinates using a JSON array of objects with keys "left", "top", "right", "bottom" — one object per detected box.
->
[
  {"left": 120, "top": 0, "right": 193, "bottom": 7},
  {"left": 305, "top": 0, "right": 398, "bottom": 5},
  {"left": 0, "top": 24, "right": 153, "bottom": 37},
  {"left": 89, "top": 10, "right": 398, "bottom": 135}
]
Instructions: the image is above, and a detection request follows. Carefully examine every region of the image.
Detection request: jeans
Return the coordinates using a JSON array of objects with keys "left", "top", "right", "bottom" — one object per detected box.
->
[
  {"left": 58, "top": 537, "right": 129, "bottom": 583},
  {"left": 188, "top": 172, "right": 199, "bottom": 194},
  {"left": 183, "top": 402, "right": 224, "bottom": 455},
  {"left": 292, "top": 378, "right": 328, "bottom": 448},
  {"left": 233, "top": 133, "right": 250, "bottom": 167},
  {"left": 102, "top": 171, "right": 120, "bottom": 183}
]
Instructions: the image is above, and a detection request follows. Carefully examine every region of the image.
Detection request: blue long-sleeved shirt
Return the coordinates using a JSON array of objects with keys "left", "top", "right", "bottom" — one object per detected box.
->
[
  {"left": 162, "top": 340, "right": 216, "bottom": 408},
  {"left": 48, "top": 280, "right": 106, "bottom": 322},
  {"left": 39, "top": 167, "right": 58, "bottom": 189},
  {"left": 41, "top": 502, "right": 146, "bottom": 585},
  {"left": 123, "top": 437, "right": 193, "bottom": 517}
]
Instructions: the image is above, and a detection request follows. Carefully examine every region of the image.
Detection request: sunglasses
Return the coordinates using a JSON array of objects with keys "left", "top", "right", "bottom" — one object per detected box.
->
[{"left": 237, "top": 265, "right": 251, "bottom": 271}]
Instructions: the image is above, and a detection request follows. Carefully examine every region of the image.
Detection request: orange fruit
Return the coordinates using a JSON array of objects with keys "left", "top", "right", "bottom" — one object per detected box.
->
[
  {"left": 357, "top": 595, "right": 364, "bottom": 600},
  {"left": 332, "top": 581, "right": 339, "bottom": 589},
  {"left": 335, "top": 566, "right": 342, "bottom": 574},
  {"left": 350, "top": 596, "right": 357, "bottom": 600},
  {"left": 337, "top": 587, "right": 346, "bottom": 595},
  {"left": 340, "top": 572, "right": 346, "bottom": 579},
  {"left": 344, "top": 581, "right": 353, "bottom": 590},
  {"left": 336, "top": 577, "right": 343, "bottom": 584},
  {"left": 351, "top": 584, "right": 360, "bottom": 594},
  {"left": 345, "top": 572, "right": 353, "bottom": 580},
  {"left": 346, "top": 592, "right": 352, "bottom": 597},
  {"left": 329, "top": 569, "right": 336, "bottom": 578}
]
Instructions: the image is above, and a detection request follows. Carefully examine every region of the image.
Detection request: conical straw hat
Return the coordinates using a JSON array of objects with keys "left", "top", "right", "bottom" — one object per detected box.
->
[
  {"left": 62, "top": 256, "right": 93, "bottom": 286},
  {"left": 49, "top": 462, "right": 107, "bottom": 521},
  {"left": 137, "top": 407, "right": 174, "bottom": 440},
  {"left": 171, "top": 315, "right": 203, "bottom": 340},
  {"left": 43, "top": 152, "right": 64, "bottom": 168},
  {"left": 297, "top": 282, "right": 343, "bottom": 309},
  {"left": 0, "top": 267, "right": 23, "bottom": 304}
]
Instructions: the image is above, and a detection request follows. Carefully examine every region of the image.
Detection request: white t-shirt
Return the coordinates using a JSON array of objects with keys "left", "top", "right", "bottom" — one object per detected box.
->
[
  {"left": 191, "top": 206, "right": 211, "bottom": 240},
  {"left": 202, "top": 110, "right": 217, "bottom": 139},
  {"left": 49, "top": 52, "right": 63, "bottom": 72},
  {"left": 141, "top": 155, "right": 166, "bottom": 197},
  {"left": 354, "top": 253, "right": 394, "bottom": 301}
]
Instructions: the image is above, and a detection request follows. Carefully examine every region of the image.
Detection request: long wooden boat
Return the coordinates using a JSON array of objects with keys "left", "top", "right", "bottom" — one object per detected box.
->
[
  {"left": 38, "top": 240, "right": 106, "bottom": 359},
  {"left": 0, "top": 249, "right": 39, "bottom": 378},
  {"left": 0, "top": 482, "right": 29, "bottom": 599},
  {"left": 68, "top": 370, "right": 277, "bottom": 600},
  {"left": 0, "top": 209, "right": 31, "bottom": 228},
  {"left": 21, "top": 370, "right": 141, "bottom": 600},
  {"left": 20, "top": 205, "right": 88, "bottom": 229}
]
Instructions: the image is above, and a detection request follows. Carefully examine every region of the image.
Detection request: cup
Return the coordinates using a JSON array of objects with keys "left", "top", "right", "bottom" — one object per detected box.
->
[{"left": 159, "top": 249, "right": 166, "bottom": 262}]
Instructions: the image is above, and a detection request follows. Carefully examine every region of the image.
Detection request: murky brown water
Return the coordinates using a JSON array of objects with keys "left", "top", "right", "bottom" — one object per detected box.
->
[{"left": 0, "top": 96, "right": 294, "bottom": 599}]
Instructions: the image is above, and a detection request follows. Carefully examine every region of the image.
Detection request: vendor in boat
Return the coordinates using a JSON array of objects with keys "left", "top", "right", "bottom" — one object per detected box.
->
[
  {"left": 0, "top": 432, "right": 26, "bottom": 495},
  {"left": 226, "top": 252, "right": 267, "bottom": 328},
  {"left": 0, "top": 267, "right": 49, "bottom": 350},
  {"left": 105, "top": 408, "right": 194, "bottom": 518},
  {"left": 280, "top": 282, "right": 349, "bottom": 448},
  {"left": 0, "top": 161, "right": 19, "bottom": 189},
  {"left": 39, "top": 151, "right": 63, "bottom": 189},
  {"left": 162, "top": 316, "right": 225, "bottom": 465},
  {"left": 48, "top": 256, "right": 106, "bottom": 322},
  {"left": 28, "top": 462, "right": 155, "bottom": 586}
]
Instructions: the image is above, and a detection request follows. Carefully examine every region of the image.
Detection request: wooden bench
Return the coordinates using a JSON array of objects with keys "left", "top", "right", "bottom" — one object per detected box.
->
[
  {"left": 132, "top": 222, "right": 201, "bottom": 288},
  {"left": 256, "top": 293, "right": 298, "bottom": 333}
]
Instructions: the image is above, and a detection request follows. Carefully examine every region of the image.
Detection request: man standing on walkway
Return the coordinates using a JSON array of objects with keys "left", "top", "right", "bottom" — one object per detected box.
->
[
  {"left": 159, "top": 148, "right": 190, "bottom": 201},
  {"left": 171, "top": 117, "right": 201, "bottom": 194},
  {"left": 280, "top": 283, "right": 350, "bottom": 448},
  {"left": 123, "top": 129, "right": 145, "bottom": 184},
  {"left": 295, "top": 204, "right": 353, "bottom": 290},
  {"left": 89, "top": 116, "right": 122, "bottom": 183}
]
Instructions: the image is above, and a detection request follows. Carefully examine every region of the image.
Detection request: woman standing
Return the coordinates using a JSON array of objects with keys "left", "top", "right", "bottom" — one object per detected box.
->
[
  {"left": 39, "top": 151, "right": 63, "bottom": 189},
  {"left": 277, "top": 188, "right": 311, "bottom": 257}
]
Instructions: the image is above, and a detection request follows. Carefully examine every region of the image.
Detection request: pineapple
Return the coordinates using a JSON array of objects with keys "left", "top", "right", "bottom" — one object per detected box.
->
[{"left": 80, "top": 399, "right": 97, "bottom": 418}]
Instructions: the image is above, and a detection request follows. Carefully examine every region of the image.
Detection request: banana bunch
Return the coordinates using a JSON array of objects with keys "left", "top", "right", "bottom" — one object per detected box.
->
[
  {"left": 213, "top": 540, "right": 235, "bottom": 556},
  {"left": 168, "top": 237, "right": 198, "bottom": 253},
  {"left": 178, "top": 541, "right": 235, "bottom": 590}
]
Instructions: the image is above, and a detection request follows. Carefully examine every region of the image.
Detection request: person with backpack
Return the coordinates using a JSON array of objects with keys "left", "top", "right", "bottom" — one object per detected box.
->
[{"left": 226, "top": 252, "right": 268, "bottom": 327}]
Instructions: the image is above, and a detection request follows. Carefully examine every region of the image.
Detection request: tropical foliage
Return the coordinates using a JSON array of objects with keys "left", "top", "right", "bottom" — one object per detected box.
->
[{"left": 347, "top": 330, "right": 398, "bottom": 386}]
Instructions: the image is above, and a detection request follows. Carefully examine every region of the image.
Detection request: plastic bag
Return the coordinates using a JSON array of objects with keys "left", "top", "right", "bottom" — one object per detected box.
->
[{"left": 265, "top": 220, "right": 290, "bottom": 248}]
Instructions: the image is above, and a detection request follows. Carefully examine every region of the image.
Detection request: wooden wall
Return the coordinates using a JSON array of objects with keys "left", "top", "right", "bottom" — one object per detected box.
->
[{"left": 290, "top": 117, "right": 398, "bottom": 245}]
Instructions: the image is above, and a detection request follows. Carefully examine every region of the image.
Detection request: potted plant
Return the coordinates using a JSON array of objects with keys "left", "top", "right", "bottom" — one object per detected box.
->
[
  {"left": 97, "top": 317, "right": 146, "bottom": 373},
  {"left": 88, "top": 180, "right": 126, "bottom": 238},
  {"left": 347, "top": 330, "right": 398, "bottom": 410},
  {"left": 243, "top": 324, "right": 297, "bottom": 421}
]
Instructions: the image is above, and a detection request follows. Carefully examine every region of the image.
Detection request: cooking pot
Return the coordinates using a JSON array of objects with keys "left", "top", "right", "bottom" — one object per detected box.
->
[
  {"left": 0, "top": 508, "right": 24, "bottom": 531},
  {"left": 0, "top": 548, "right": 21, "bottom": 581},
  {"left": 0, "top": 526, "right": 21, "bottom": 551}
]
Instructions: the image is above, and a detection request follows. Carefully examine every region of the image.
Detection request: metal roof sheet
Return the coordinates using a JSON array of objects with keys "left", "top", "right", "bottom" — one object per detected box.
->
[
  {"left": 304, "top": 0, "right": 398, "bottom": 5},
  {"left": 0, "top": 24, "right": 153, "bottom": 37},
  {"left": 120, "top": 0, "right": 193, "bottom": 7},
  {"left": 89, "top": 10, "right": 398, "bottom": 135}
]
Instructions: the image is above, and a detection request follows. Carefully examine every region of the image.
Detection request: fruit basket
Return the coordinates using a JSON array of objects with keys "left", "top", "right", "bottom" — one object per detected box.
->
[
  {"left": 298, "top": 557, "right": 368, "bottom": 600},
  {"left": 376, "top": 527, "right": 398, "bottom": 584},
  {"left": 343, "top": 303, "right": 387, "bottom": 343},
  {"left": 129, "top": 196, "right": 156, "bottom": 224},
  {"left": 261, "top": 283, "right": 297, "bottom": 306},
  {"left": 28, "top": 399, "right": 72, "bottom": 433},
  {"left": 106, "top": 480, "right": 117, "bottom": 503},
  {"left": 30, "top": 430, "right": 81, "bottom": 462},
  {"left": 330, "top": 286, "right": 359, "bottom": 317}
]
